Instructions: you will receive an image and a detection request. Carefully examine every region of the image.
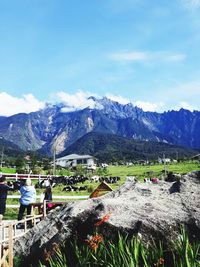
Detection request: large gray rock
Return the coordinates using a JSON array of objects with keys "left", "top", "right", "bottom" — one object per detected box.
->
[{"left": 14, "top": 171, "right": 200, "bottom": 262}]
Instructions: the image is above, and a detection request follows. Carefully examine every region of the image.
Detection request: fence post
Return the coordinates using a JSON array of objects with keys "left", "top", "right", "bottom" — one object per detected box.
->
[
  {"left": 0, "top": 240, "right": 2, "bottom": 265},
  {"left": 1, "top": 224, "right": 5, "bottom": 241},
  {"left": 8, "top": 224, "right": 13, "bottom": 267},
  {"left": 43, "top": 200, "right": 47, "bottom": 218}
]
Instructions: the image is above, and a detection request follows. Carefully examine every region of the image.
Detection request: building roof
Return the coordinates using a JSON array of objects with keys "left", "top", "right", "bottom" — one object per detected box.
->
[
  {"left": 56, "top": 154, "right": 94, "bottom": 161},
  {"left": 191, "top": 153, "right": 200, "bottom": 159},
  {"left": 89, "top": 182, "right": 113, "bottom": 198}
]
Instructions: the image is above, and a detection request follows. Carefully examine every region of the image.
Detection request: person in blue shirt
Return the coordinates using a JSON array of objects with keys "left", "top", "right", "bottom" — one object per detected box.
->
[{"left": 17, "top": 178, "right": 36, "bottom": 221}]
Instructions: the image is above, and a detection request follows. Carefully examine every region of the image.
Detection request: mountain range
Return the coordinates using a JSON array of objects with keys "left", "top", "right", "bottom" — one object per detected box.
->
[{"left": 0, "top": 97, "right": 199, "bottom": 157}]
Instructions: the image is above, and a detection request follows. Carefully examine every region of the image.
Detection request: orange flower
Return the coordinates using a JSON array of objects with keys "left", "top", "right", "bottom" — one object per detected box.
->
[
  {"left": 154, "top": 257, "right": 165, "bottom": 266},
  {"left": 92, "top": 234, "right": 103, "bottom": 243},
  {"left": 52, "top": 242, "right": 60, "bottom": 253},
  {"left": 85, "top": 234, "right": 103, "bottom": 251},
  {"left": 158, "top": 258, "right": 164, "bottom": 265},
  {"left": 94, "top": 213, "right": 111, "bottom": 226},
  {"left": 89, "top": 242, "right": 99, "bottom": 251},
  {"left": 43, "top": 248, "right": 51, "bottom": 261}
]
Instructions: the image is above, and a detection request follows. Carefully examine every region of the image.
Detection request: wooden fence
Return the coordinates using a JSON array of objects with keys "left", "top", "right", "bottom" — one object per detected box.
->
[
  {"left": 0, "top": 202, "right": 46, "bottom": 267},
  {"left": 0, "top": 224, "right": 13, "bottom": 267},
  {"left": 1, "top": 173, "right": 56, "bottom": 180}
]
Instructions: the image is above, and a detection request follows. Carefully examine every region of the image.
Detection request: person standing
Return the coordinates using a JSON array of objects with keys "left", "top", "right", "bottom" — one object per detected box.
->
[
  {"left": 44, "top": 186, "right": 55, "bottom": 211},
  {"left": 0, "top": 176, "right": 15, "bottom": 222},
  {"left": 17, "top": 178, "right": 36, "bottom": 222},
  {"left": 44, "top": 186, "right": 52, "bottom": 202}
]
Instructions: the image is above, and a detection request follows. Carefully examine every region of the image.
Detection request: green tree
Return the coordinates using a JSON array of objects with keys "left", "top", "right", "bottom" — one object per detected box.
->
[
  {"left": 96, "top": 167, "right": 109, "bottom": 177},
  {"left": 74, "top": 164, "right": 86, "bottom": 176},
  {"left": 42, "top": 157, "right": 52, "bottom": 172},
  {"left": 29, "top": 153, "right": 38, "bottom": 174},
  {"left": 15, "top": 156, "right": 26, "bottom": 173}
]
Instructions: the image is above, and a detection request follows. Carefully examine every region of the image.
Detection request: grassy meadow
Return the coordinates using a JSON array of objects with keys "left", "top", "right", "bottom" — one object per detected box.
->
[
  {"left": 107, "top": 161, "right": 199, "bottom": 179},
  {"left": 3, "top": 161, "right": 200, "bottom": 220}
]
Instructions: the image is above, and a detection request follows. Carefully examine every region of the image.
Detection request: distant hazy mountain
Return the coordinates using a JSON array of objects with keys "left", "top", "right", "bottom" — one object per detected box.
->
[
  {"left": 0, "top": 97, "right": 199, "bottom": 156},
  {"left": 59, "top": 132, "right": 198, "bottom": 162}
]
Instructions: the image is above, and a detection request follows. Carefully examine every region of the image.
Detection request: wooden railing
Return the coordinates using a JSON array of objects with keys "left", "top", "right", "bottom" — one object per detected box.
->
[
  {"left": 0, "top": 202, "right": 47, "bottom": 267},
  {"left": 0, "top": 196, "right": 83, "bottom": 266},
  {"left": 0, "top": 224, "right": 13, "bottom": 267}
]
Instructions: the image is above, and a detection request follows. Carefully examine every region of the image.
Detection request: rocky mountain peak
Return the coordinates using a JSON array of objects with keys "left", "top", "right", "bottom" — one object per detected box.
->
[{"left": 0, "top": 97, "right": 199, "bottom": 153}]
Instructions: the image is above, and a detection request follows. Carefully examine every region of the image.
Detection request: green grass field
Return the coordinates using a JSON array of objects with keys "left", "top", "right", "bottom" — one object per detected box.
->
[
  {"left": 1, "top": 167, "right": 16, "bottom": 173},
  {"left": 107, "top": 161, "right": 200, "bottom": 180},
  {"left": 3, "top": 161, "right": 200, "bottom": 220}
]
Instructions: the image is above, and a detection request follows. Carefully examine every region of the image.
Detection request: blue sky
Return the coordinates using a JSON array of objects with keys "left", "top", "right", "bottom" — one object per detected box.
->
[{"left": 0, "top": 0, "right": 200, "bottom": 116}]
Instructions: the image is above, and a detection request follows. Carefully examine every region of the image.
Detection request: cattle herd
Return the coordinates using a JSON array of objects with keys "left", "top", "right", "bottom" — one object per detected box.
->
[{"left": 7, "top": 175, "right": 121, "bottom": 193}]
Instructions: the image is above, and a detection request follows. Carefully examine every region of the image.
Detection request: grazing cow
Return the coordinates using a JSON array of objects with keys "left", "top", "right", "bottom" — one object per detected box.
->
[
  {"left": 126, "top": 176, "right": 136, "bottom": 183},
  {"left": 37, "top": 175, "right": 89, "bottom": 189},
  {"left": 101, "top": 163, "right": 108, "bottom": 168},
  {"left": 37, "top": 178, "right": 54, "bottom": 188},
  {"left": 62, "top": 185, "right": 88, "bottom": 192},
  {"left": 99, "top": 176, "right": 120, "bottom": 184},
  {"left": 78, "top": 185, "right": 87, "bottom": 191},
  {"left": 90, "top": 176, "right": 100, "bottom": 183}
]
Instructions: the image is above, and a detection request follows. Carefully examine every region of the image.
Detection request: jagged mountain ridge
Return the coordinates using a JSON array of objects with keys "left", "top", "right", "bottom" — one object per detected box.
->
[{"left": 0, "top": 97, "right": 199, "bottom": 155}]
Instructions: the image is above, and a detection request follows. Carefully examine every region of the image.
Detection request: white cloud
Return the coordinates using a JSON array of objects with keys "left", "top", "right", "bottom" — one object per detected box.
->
[
  {"left": 104, "top": 93, "right": 165, "bottom": 112},
  {"left": 111, "top": 52, "right": 148, "bottom": 62},
  {"left": 55, "top": 91, "right": 102, "bottom": 112},
  {"left": 110, "top": 51, "right": 186, "bottom": 63},
  {"left": 55, "top": 90, "right": 165, "bottom": 112},
  {"left": 0, "top": 92, "right": 45, "bottom": 116},
  {"left": 105, "top": 93, "right": 130, "bottom": 104},
  {"left": 164, "top": 54, "right": 187, "bottom": 62},
  {"left": 134, "top": 100, "right": 164, "bottom": 112},
  {"left": 175, "top": 101, "right": 197, "bottom": 111},
  {"left": 182, "top": 0, "right": 200, "bottom": 9},
  {"left": 162, "top": 81, "right": 200, "bottom": 103},
  {"left": 148, "top": 80, "right": 200, "bottom": 111},
  {"left": 56, "top": 91, "right": 166, "bottom": 112},
  {"left": 1, "top": 88, "right": 198, "bottom": 117}
]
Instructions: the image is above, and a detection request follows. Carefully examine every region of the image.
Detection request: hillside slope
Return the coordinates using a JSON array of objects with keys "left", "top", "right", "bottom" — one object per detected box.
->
[
  {"left": 0, "top": 137, "right": 23, "bottom": 158},
  {"left": 60, "top": 132, "right": 198, "bottom": 162}
]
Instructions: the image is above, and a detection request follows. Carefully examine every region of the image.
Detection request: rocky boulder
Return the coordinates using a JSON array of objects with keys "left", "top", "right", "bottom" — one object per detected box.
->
[{"left": 14, "top": 171, "right": 200, "bottom": 263}]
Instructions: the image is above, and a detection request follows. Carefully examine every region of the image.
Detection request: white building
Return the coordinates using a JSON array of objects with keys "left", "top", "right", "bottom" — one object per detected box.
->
[
  {"left": 55, "top": 154, "right": 95, "bottom": 168},
  {"left": 158, "top": 158, "right": 171, "bottom": 164}
]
